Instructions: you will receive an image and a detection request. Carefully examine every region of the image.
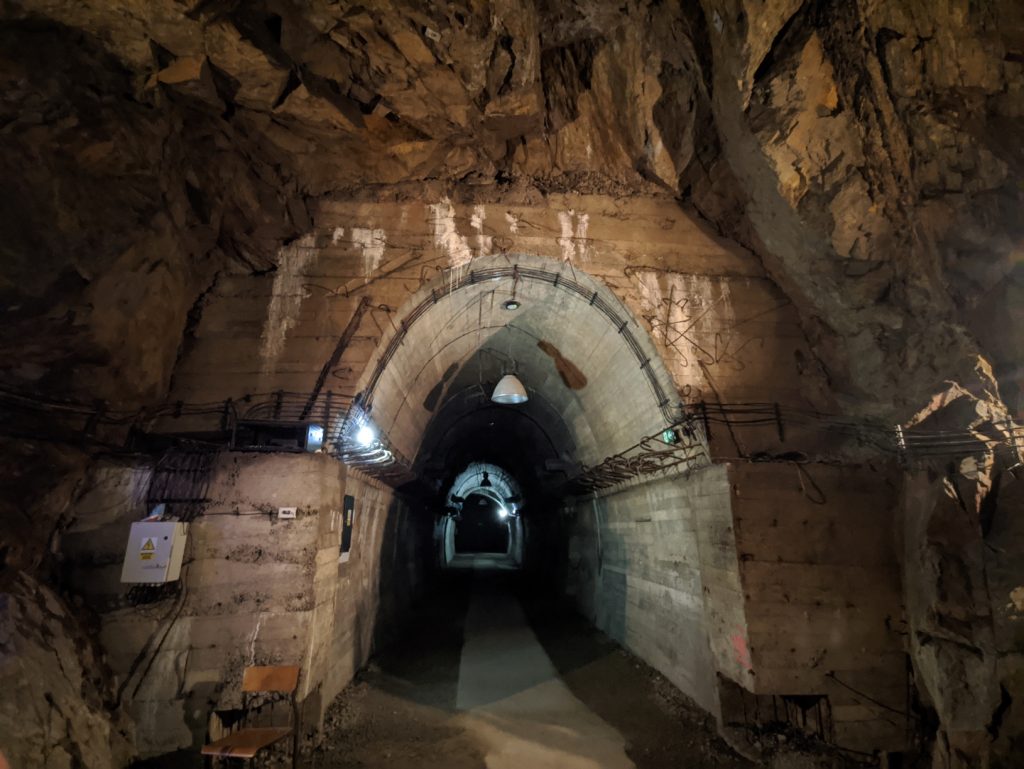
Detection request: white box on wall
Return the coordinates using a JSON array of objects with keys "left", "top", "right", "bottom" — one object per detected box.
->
[{"left": 120, "top": 521, "right": 189, "bottom": 584}]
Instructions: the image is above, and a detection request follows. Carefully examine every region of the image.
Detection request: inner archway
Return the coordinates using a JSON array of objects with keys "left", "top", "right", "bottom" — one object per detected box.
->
[{"left": 344, "top": 253, "right": 695, "bottom": 584}]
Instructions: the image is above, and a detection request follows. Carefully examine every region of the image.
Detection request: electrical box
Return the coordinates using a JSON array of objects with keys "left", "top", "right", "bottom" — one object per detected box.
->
[{"left": 120, "top": 521, "right": 189, "bottom": 584}]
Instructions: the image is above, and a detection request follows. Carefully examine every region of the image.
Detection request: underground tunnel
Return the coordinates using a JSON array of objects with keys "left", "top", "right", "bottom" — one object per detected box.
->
[{"left": 1, "top": 2, "right": 1023, "bottom": 768}]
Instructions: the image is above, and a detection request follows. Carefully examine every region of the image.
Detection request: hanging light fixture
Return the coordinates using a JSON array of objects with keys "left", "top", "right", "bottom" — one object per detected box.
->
[
  {"left": 480, "top": 471, "right": 492, "bottom": 487},
  {"left": 491, "top": 373, "right": 528, "bottom": 404}
]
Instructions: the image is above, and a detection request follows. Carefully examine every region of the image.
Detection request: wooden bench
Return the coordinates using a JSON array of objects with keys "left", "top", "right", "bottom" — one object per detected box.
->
[{"left": 202, "top": 665, "right": 300, "bottom": 766}]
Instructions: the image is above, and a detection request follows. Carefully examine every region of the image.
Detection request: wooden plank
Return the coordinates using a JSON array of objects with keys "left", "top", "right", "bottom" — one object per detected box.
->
[
  {"left": 242, "top": 665, "right": 301, "bottom": 693},
  {"left": 201, "top": 726, "right": 292, "bottom": 758}
]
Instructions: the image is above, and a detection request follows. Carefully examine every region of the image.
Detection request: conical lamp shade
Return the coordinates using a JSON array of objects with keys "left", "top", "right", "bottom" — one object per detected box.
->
[{"left": 492, "top": 374, "right": 528, "bottom": 404}]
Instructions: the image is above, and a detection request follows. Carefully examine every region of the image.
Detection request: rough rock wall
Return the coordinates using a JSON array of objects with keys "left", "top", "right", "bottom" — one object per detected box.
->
[
  {"left": 899, "top": 462, "right": 1024, "bottom": 769},
  {"left": 0, "top": 1, "right": 1020, "bottom": 766},
  {"left": 984, "top": 469, "right": 1024, "bottom": 764},
  {"left": 2, "top": 1, "right": 1018, "bottom": 418},
  {"left": 697, "top": 0, "right": 1023, "bottom": 420},
  {"left": 0, "top": 19, "right": 310, "bottom": 406},
  {"left": 0, "top": 442, "right": 132, "bottom": 768},
  {"left": 0, "top": 574, "right": 134, "bottom": 769}
]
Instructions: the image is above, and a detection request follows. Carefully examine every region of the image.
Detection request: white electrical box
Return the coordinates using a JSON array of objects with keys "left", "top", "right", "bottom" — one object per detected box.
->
[{"left": 120, "top": 521, "right": 189, "bottom": 584}]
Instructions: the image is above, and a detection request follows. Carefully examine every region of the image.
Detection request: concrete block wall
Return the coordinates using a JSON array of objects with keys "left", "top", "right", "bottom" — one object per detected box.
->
[
  {"left": 565, "top": 465, "right": 731, "bottom": 714},
  {"left": 308, "top": 470, "right": 434, "bottom": 717},
  {"left": 699, "top": 462, "right": 908, "bottom": 753},
  {"left": 62, "top": 452, "right": 433, "bottom": 757},
  {"left": 692, "top": 465, "right": 752, "bottom": 692},
  {"left": 565, "top": 461, "right": 907, "bottom": 754},
  {"left": 734, "top": 463, "right": 906, "bottom": 751}
]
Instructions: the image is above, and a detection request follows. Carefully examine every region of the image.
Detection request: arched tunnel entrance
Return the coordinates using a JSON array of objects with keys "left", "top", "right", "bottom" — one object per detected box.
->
[
  {"left": 309, "top": 255, "right": 717, "bottom": 766},
  {"left": 335, "top": 253, "right": 688, "bottom": 572},
  {"left": 342, "top": 251, "right": 686, "bottom": 560},
  {"left": 440, "top": 462, "right": 524, "bottom": 566}
]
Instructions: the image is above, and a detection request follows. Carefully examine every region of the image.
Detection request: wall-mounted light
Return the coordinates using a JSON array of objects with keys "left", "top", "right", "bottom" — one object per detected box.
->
[
  {"left": 503, "top": 299, "right": 521, "bottom": 311},
  {"left": 492, "top": 374, "right": 528, "bottom": 404},
  {"left": 356, "top": 424, "right": 376, "bottom": 446},
  {"left": 498, "top": 506, "right": 509, "bottom": 519}
]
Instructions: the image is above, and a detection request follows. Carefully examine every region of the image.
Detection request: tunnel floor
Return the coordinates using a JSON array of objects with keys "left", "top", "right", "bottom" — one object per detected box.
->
[{"left": 307, "top": 567, "right": 749, "bottom": 769}]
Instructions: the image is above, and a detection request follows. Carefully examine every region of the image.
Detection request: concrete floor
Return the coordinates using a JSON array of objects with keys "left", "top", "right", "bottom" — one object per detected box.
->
[
  {"left": 454, "top": 576, "right": 634, "bottom": 768},
  {"left": 309, "top": 565, "right": 748, "bottom": 769},
  {"left": 446, "top": 552, "right": 519, "bottom": 570}
]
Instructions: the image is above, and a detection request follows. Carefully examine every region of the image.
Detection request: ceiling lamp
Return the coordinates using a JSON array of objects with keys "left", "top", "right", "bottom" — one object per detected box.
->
[
  {"left": 492, "top": 374, "right": 528, "bottom": 405},
  {"left": 480, "top": 471, "right": 492, "bottom": 487}
]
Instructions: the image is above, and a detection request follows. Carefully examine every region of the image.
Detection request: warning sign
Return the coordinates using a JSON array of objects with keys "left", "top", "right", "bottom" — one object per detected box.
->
[{"left": 139, "top": 537, "right": 156, "bottom": 561}]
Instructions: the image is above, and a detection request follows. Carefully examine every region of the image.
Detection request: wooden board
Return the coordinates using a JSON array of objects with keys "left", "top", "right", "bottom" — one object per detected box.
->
[
  {"left": 201, "top": 727, "right": 292, "bottom": 758},
  {"left": 242, "top": 665, "right": 300, "bottom": 693}
]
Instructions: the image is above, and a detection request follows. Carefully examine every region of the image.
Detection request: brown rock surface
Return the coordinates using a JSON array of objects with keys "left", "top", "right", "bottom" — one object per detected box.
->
[{"left": 0, "top": 1, "right": 1021, "bottom": 767}]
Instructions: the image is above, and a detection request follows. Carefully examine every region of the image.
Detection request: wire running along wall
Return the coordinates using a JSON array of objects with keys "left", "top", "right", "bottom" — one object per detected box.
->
[
  {"left": 1, "top": 258, "right": 1020, "bottom": 489},
  {"left": 4, "top": 381, "right": 1020, "bottom": 493}
]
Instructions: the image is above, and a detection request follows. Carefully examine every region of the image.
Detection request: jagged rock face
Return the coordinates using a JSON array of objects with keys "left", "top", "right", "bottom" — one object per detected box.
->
[
  {"left": 0, "top": 573, "right": 134, "bottom": 769},
  {"left": 700, "top": 0, "right": 1024, "bottom": 419},
  {"left": 0, "top": 19, "right": 308, "bottom": 403},
  {"left": 2, "top": 0, "right": 700, "bottom": 192},
  {"left": 0, "top": 439, "right": 134, "bottom": 768},
  {"left": 0, "top": 1, "right": 1021, "bottom": 767},
  {"left": 1, "top": 0, "right": 1019, "bottom": 422}
]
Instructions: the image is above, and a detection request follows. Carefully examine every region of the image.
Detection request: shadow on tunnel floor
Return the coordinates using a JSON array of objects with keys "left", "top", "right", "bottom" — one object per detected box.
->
[
  {"left": 362, "top": 569, "right": 476, "bottom": 711},
  {"left": 516, "top": 582, "right": 752, "bottom": 769},
  {"left": 308, "top": 570, "right": 486, "bottom": 769}
]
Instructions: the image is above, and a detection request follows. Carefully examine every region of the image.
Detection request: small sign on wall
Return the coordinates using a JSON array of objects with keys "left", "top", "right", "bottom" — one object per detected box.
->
[{"left": 339, "top": 494, "right": 355, "bottom": 563}]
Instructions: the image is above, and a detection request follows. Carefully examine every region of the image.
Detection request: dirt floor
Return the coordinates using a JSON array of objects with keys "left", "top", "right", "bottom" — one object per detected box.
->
[{"left": 303, "top": 570, "right": 750, "bottom": 769}]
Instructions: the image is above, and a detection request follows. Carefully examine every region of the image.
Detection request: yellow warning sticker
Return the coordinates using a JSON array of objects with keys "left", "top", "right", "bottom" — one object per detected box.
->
[{"left": 140, "top": 537, "right": 156, "bottom": 561}]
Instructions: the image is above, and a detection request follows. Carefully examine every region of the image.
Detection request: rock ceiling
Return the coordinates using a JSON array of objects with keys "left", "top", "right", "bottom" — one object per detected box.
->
[{"left": 0, "top": 0, "right": 1021, "bottom": 426}]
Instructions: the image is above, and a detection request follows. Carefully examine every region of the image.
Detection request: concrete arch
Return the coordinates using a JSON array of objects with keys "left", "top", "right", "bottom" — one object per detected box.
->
[
  {"left": 446, "top": 462, "right": 522, "bottom": 512},
  {"left": 351, "top": 253, "right": 684, "bottom": 468}
]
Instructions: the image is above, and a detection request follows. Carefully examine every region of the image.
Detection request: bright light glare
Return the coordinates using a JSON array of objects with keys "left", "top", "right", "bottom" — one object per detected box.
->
[
  {"left": 498, "top": 506, "right": 509, "bottom": 519},
  {"left": 355, "top": 424, "right": 376, "bottom": 447}
]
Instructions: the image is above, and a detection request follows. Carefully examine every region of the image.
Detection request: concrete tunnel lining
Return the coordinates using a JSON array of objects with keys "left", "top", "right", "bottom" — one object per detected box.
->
[
  {"left": 352, "top": 253, "right": 690, "bottom": 471},
  {"left": 446, "top": 462, "right": 522, "bottom": 511}
]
